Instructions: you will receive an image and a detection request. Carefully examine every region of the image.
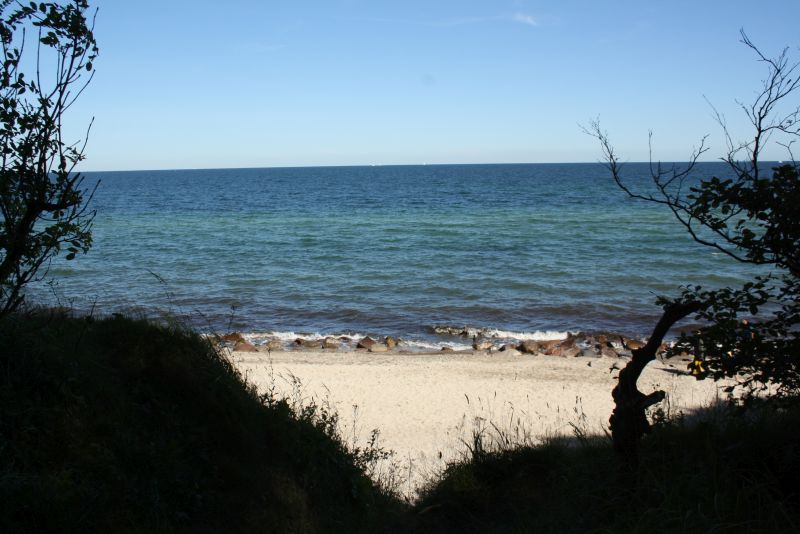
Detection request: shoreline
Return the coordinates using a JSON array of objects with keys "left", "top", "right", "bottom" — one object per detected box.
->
[{"left": 231, "top": 347, "right": 722, "bottom": 496}]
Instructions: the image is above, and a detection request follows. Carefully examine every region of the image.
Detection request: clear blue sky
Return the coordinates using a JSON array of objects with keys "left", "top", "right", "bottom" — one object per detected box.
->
[{"left": 63, "top": 0, "right": 800, "bottom": 171}]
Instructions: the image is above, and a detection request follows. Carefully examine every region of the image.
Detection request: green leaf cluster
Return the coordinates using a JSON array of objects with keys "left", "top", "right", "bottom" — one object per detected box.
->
[{"left": 0, "top": 1, "right": 97, "bottom": 317}]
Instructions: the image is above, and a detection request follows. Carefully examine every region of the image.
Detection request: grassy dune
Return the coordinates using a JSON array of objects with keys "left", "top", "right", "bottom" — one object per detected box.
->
[{"left": 2, "top": 312, "right": 798, "bottom": 533}]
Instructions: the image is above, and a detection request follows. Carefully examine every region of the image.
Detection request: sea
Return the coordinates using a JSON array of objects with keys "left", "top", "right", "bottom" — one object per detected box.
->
[{"left": 30, "top": 162, "right": 767, "bottom": 350}]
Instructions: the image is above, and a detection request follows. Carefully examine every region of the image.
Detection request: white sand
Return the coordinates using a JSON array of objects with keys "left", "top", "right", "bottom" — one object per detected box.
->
[{"left": 231, "top": 349, "right": 724, "bottom": 496}]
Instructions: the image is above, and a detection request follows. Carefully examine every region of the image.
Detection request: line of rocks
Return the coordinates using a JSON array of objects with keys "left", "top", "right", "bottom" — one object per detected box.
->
[{"left": 213, "top": 330, "right": 663, "bottom": 359}]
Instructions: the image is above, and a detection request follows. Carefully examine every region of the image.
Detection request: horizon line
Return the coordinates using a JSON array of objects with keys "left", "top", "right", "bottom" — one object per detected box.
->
[{"left": 78, "top": 158, "right": 769, "bottom": 174}]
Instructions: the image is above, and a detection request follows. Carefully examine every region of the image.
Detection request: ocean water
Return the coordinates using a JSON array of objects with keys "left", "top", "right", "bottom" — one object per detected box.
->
[{"left": 31, "top": 163, "right": 763, "bottom": 346}]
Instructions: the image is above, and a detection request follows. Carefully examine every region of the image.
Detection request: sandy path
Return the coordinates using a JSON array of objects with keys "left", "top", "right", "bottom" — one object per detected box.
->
[{"left": 232, "top": 350, "right": 723, "bottom": 495}]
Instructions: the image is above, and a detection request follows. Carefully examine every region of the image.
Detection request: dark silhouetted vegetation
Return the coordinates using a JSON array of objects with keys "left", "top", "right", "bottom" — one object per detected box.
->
[
  {"left": 0, "top": 311, "right": 404, "bottom": 532},
  {"left": 0, "top": 1, "right": 98, "bottom": 318},
  {"left": 587, "top": 32, "right": 800, "bottom": 458},
  {"left": 2, "top": 311, "right": 799, "bottom": 532}
]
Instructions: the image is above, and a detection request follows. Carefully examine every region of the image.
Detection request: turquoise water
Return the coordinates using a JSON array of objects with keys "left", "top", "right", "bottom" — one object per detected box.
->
[{"left": 32, "top": 163, "right": 762, "bottom": 344}]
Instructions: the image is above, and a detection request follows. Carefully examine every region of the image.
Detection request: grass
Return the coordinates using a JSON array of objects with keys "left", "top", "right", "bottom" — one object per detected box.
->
[
  {"left": 407, "top": 402, "right": 800, "bottom": 533},
  {"left": 2, "top": 310, "right": 798, "bottom": 533},
  {"left": 0, "top": 310, "right": 404, "bottom": 533}
]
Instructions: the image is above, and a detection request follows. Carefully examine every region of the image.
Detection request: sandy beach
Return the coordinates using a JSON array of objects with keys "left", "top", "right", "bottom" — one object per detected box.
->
[{"left": 231, "top": 348, "right": 724, "bottom": 495}]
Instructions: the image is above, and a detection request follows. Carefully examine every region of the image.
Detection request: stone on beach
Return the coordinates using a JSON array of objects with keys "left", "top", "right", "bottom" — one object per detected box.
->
[
  {"left": 357, "top": 336, "right": 376, "bottom": 350},
  {"left": 518, "top": 340, "right": 540, "bottom": 354},
  {"left": 369, "top": 343, "right": 389, "bottom": 353},
  {"left": 264, "top": 339, "right": 283, "bottom": 351},
  {"left": 323, "top": 337, "right": 340, "bottom": 349},
  {"left": 221, "top": 332, "right": 246, "bottom": 344},
  {"left": 384, "top": 336, "right": 398, "bottom": 349},
  {"left": 623, "top": 338, "right": 646, "bottom": 350},
  {"left": 472, "top": 336, "right": 493, "bottom": 351},
  {"left": 233, "top": 341, "right": 258, "bottom": 352},
  {"left": 295, "top": 338, "right": 323, "bottom": 349}
]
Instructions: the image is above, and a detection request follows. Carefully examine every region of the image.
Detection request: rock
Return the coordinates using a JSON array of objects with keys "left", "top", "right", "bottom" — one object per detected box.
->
[
  {"left": 500, "top": 343, "right": 520, "bottom": 352},
  {"left": 562, "top": 346, "right": 581, "bottom": 358},
  {"left": 339, "top": 336, "right": 352, "bottom": 342},
  {"left": 610, "top": 360, "right": 626, "bottom": 372},
  {"left": 357, "top": 336, "right": 376, "bottom": 350},
  {"left": 233, "top": 341, "right": 258, "bottom": 352},
  {"left": 221, "top": 332, "right": 246, "bottom": 344},
  {"left": 441, "top": 346, "right": 454, "bottom": 352},
  {"left": 560, "top": 336, "right": 576, "bottom": 349},
  {"left": 294, "top": 338, "right": 322, "bottom": 349},
  {"left": 472, "top": 336, "right": 493, "bottom": 351},
  {"left": 519, "top": 340, "right": 541, "bottom": 354},
  {"left": 600, "top": 346, "right": 619, "bottom": 359},
  {"left": 384, "top": 336, "right": 398, "bottom": 349},
  {"left": 578, "top": 348, "right": 601, "bottom": 358},
  {"left": 322, "top": 337, "right": 340, "bottom": 349},
  {"left": 369, "top": 343, "right": 389, "bottom": 353},
  {"left": 264, "top": 339, "right": 283, "bottom": 351},
  {"left": 503, "top": 348, "right": 522, "bottom": 356},
  {"left": 624, "top": 338, "right": 645, "bottom": 350},
  {"left": 540, "top": 339, "right": 563, "bottom": 354}
]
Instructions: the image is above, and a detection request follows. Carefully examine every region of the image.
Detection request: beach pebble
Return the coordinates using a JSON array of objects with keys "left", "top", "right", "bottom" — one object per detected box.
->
[
  {"left": 369, "top": 343, "right": 389, "bottom": 353},
  {"left": 233, "top": 341, "right": 258, "bottom": 352},
  {"left": 357, "top": 336, "right": 376, "bottom": 350}
]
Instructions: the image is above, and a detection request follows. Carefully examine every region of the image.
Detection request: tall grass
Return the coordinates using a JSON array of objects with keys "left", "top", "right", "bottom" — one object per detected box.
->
[{"left": 0, "top": 310, "right": 405, "bottom": 533}]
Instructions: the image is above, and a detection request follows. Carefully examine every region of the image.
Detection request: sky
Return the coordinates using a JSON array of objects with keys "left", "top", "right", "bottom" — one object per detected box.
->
[{"left": 53, "top": 0, "right": 800, "bottom": 171}]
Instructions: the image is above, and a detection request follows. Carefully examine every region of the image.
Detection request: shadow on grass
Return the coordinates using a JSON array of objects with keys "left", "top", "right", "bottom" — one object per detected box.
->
[
  {"left": 0, "top": 310, "right": 405, "bottom": 533},
  {"left": 2, "top": 309, "right": 798, "bottom": 533}
]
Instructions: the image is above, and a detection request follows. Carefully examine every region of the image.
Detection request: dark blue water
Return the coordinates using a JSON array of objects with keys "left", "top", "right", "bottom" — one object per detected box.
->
[{"left": 31, "top": 163, "right": 763, "bottom": 345}]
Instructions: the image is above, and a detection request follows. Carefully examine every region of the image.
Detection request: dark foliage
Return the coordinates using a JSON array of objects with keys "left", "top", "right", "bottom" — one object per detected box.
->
[
  {"left": 0, "top": 312, "right": 403, "bottom": 533},
  {"left": 0, "top": 1, "right": 97, "bottom": 317},
  {"left": 588, "top": 31, "right": 800, "bottom": 399}
]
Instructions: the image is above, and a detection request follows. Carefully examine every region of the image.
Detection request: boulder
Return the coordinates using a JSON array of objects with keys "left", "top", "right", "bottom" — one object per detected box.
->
[
  {"left": 264, "top": 339, "right": 283, "bottom": 351},
  {"left": 503, "top": 348, "right": 522, "bottom": 357},
  {"left": 221, "top": 332, "right": 246, "bottom": 344},
  {"left": 369, "top": 343, "right": 389, "bottom": 353},
  {"left": 519, "top": 340, "right": 541, "bottom": 354},
  {"left": 357, "top": 336, "right": 376, "bottom": 350},
  {"left": 577, "top": 348, "right": 601, "bottom": 358},
  {"left": 322, "top": 337, "right": 340, "bottom": 349},
  {"left": 472, "top": 336, "right": 493, "bottom": 351},
  {"left": 540, "top": 339, "right": 563, "bottom": 354},
  {"left": 624, "top": 338, "right": 645, "bottom": 351},
  {"left": 561, "top": 346, "right": 581, "bottom": 358},
  {"left": 233, "top": 341, "right": 258, "bottom": 352},
  {"left": 441, "top": 346, "right": 454, "bottom": 352},
  {"left": 600, "top": 346, "right": 619, "bottom": 359},
  {"left": 384, "top": 336, "right": 398, "bottom": 349},
  {"left": 295, "top": 338, "right": 322, "bottom": 349}
]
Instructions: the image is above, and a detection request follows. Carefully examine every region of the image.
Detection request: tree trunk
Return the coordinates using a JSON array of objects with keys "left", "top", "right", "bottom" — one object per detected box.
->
[{"left": 610, "top": 302, "right": 700, "bottom": 462}]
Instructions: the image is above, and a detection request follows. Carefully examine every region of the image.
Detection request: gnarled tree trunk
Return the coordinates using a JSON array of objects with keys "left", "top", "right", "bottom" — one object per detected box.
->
[{"left": 610, "top": 302, "right": 700, "bottom": 462}]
